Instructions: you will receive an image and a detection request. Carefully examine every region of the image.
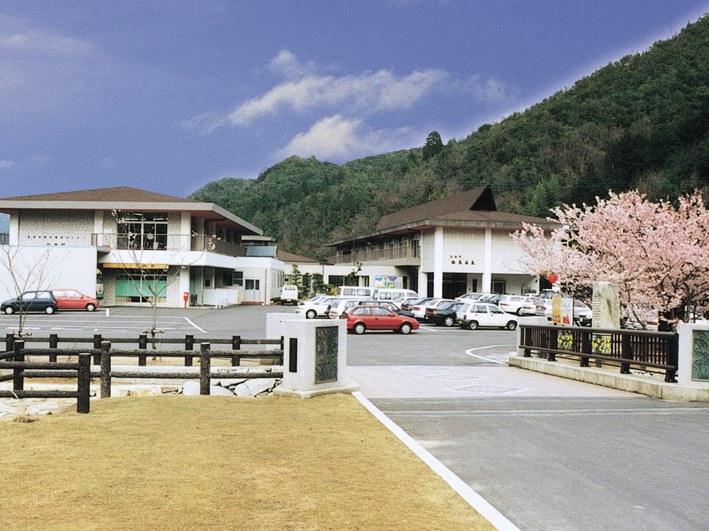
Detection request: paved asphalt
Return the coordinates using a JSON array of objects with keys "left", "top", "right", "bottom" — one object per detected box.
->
[{"left": 4, "top": 304, "right": 709, "bottom": 530}]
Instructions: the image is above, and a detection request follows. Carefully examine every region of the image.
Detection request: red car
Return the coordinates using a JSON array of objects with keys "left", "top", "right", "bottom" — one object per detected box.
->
[
  {"left": 52, "top": 289, "right": 100, "bottom": 311},
  {"left": 343, "top": 305, "right": 419, "bottom": 335}
]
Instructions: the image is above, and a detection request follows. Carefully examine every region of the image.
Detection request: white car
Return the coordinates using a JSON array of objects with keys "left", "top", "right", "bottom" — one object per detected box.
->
[
  {"left": 455, "top": 292, "right": 485, "bottom": 302},
  {"left": 457, "top": 302, "right": 517, "bottom": 330},
  {"left": 296, "top": 296, "right": 335, "bottom": 319},
  {"left": 497, "top": 295, "right": 537, "bottom": 316},
  {"left": 326, "top": 298, "right": 362, "bottom": 319},
  {"left": 411, "top": 298, "right": 454, "bottom": 321}
]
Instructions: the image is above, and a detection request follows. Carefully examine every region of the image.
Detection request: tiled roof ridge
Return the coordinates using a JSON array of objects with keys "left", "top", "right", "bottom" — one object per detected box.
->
[
  {"left": 0, "top": 186, "right": 201, "bottom": 203},
  {"left": 376, "top": 186, "right": 493, "bottom": 231}
]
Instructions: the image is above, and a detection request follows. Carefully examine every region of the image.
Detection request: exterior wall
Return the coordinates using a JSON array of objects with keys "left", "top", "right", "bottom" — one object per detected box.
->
[
  {"left": 439, "top": 227, "right": 486, "bottom": 274},
  {"left": 0, "top": 246, "right": 98, "bottom": 301},
  {"left": 18, "top": 210, "right": 94, "bottom": 246},
  {"left": 491, "top": 229, "right": 530, "bottom": 273}
]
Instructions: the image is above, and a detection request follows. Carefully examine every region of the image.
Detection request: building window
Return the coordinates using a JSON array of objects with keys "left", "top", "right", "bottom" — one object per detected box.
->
[
  {"left": 492, "top": 280, "right": 506, "bottom": 294},
  {"left": 115, "top": 269, "right": 167, "bottom": 303},
  {"left": 117, "top": 212, "right": 169, "bottom": 250},
  {"left": 232, "top": 271, "right": 244, "bottom": 286}
]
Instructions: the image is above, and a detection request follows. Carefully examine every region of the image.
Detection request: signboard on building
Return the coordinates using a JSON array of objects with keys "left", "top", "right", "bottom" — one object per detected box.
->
[{"left": 374, "top": 276, "right": 401, "bottom": 289}]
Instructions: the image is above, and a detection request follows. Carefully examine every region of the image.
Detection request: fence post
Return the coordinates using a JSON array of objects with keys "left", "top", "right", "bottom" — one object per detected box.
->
[
  {"left": 548, "top": 328, "right": 558, "bottom": 362},
  {"left": 138, "top": 333, "right": 147, "bottom": 366},
  {"left": 231, "top": 335, "right": 241, "bottom": 367},
  {"left": 185, "top": 334, "right": 194, "bottom": 366},
  {"left": 100, "top": 341, "right": 112, "bottom": 399},
  {"left": 580, "top": 330, "right": 591, "bottom": 366},
  {"left": 77, "top": 354, "right": 91, "bottom": 414},
  {"left": 5, "top": 332, "right": 14, "bottom": 355},
  {"left": 93, "top": 334, "right": 103, "bottom": 365},
  {"left": 13, "top": 339, "right": 24, "bottom": 391},
  {"left": 49, "top": 333, "right": 58, "bottom": 363},
  {"left": 620, "top": 334, "right": 632, "bottom": 374},
  {"left": 523, "top": 327, "right": 532, "bottom": 357},
  {"left": 665, "top": 334, "right": 679, "bottom": 383},
  {"left": 200, "top": 342, "right": 211, "bottom": 395}
]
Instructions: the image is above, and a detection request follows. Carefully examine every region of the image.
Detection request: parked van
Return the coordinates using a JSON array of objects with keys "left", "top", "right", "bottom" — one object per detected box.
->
[
  {"left": 336, "top": 286, "right": 374, "bottom": 299},
  {"left": 371, "top": 288, "right": 419, "bottom": 303},
  {"left": 280, "top": 285, "right": 299, "bottom": 305}
]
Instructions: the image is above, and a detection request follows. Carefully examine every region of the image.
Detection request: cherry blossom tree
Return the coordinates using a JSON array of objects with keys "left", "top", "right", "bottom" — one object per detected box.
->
[{"left": 512, "top": 190, "right": 709, "bottom": 325}]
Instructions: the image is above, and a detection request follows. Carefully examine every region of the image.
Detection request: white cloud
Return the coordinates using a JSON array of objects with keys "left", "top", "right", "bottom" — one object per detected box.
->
[
  {"left": 269, "top": 50, "right": 317, "bottom": 79},
  {"left": 185, "top": 51, "right": 450, "bottom": 132},
  {"left": 0, "top": 160, "right": 14, "bottom": 170},
  {"left": 275, "top": 115, "right": 414, "bottom": 161},
  {"left": 0, "top": 29, "right": 95, "bottom": 57}
]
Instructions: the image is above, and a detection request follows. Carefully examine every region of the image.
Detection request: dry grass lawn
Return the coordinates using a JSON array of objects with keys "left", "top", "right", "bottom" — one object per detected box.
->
[{"left": 1, "top": 394, "right": 496, "bottom": 530}]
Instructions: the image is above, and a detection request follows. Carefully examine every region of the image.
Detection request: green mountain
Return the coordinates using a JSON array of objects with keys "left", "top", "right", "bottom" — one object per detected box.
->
[{"left": 190, "top": 14, "right": 709, "bottom": 260}]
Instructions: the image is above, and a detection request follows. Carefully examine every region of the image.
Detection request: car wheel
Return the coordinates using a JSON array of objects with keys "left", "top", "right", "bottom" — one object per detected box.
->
[
  {"left": 354, "top": 323, "right": 366, "bottom": 335},
  {"left": 306, "top": 310, "right": 316, "bottom": 319},
  {"left": 506, "top": 321, "right": 517, "bottom": 330},
  {"left": 45, "top": 306, "right": 55, "bottom": 315},
  {"left": 443, "top": 316, "right": 454, "bottom": 327},
  {"left": 399, "top": 322, "right": 413, "bottom": 334},
  {"left": 86, "top": 303, "right": 96, "bottom": 312},
  {"left": 467, "top": 321, "right": 478, "bottom": 330},
  {"left": 516, "top": 308, "right": 525, "bottom": 316},
  {"left": 4, "top": 307, "right": 14, "bottom": 315}
]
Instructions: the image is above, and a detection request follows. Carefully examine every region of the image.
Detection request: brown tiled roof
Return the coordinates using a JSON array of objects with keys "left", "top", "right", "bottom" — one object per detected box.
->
[
  {"left": 0, "top": 187, "right": 200, "bottom": 203},
  {"left": 277, "top": 250, "right": 321, "bottom": 263},
  {"left": 376, "top": 186, "right": 496, "bottom": 231}
]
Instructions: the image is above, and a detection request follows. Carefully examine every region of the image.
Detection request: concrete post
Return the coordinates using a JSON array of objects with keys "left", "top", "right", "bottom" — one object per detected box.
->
[{"left": 272, "top": 317, "right": 359, "bottom": 399}]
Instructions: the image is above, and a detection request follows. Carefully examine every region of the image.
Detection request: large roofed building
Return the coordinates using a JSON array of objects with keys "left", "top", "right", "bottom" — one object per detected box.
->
[
  {"left": 325, "top": 186, "right": 558, "bottom": 299},
  {"left": 0, "top": 187, "right": 285, "bottom": 307}
]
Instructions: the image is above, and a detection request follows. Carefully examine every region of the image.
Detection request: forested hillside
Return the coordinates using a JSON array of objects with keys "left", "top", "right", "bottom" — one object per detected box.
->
[{"left": 190, "top": 15, "right": 709, "bottom": 260}]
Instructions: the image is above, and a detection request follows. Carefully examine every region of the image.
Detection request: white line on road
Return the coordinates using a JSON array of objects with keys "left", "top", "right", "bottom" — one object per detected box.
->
[
  {"left": 184, "top": 317, "right": 207, "bottom": 333},
  {"left": 353, "top": 392, "right": 521, "bottom": 531},
  {"left": 465, "top": 345, "right": 516, "bottom": 365}
]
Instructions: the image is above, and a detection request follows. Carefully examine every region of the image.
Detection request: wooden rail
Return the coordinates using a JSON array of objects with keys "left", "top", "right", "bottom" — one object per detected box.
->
[
  {"left": 0, "top": 340, "right": 91, "bottom": 413},
  {"left": 2, "top": 333, "right": 283, "bottom": 366},
  {"left": 519, "top": 324, "right": 679, "bottom": 382},
  {"left": 0, "top": 334, "right": 286, "bottom": 413}
]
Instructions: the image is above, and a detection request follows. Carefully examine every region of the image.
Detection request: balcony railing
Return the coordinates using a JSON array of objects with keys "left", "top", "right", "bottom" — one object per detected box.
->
[
  {"left": 92, "top": 233, "right": 246, "bottom": 258},
  {"left": 328, "top": 244, "right": 420, "bottom": 265}
]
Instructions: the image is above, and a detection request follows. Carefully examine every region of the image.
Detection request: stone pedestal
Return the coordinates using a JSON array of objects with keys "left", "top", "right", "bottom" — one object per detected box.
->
[
  {"left": 678, "top": 322, "right": 709, "bottom": 386},
  {"left": 272, "top": 317, "right": 359, "bottom": 399}
]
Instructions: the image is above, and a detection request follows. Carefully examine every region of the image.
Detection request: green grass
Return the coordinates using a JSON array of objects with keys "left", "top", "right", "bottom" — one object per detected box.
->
[{"left": 1, "top": 394, "right": 496, "bottom": 530}]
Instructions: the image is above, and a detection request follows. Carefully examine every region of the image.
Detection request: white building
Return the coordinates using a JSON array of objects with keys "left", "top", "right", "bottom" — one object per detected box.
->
[
  {"left": 0, "top": 187, "right": 285, "bottom": 307},
  {"left": 324, "top": 186, "right": 558, "bottom": 298}
]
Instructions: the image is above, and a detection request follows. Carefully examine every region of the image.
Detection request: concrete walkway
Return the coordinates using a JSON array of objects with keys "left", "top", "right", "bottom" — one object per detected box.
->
[{"left": 348, "top": 364, "right": 640, "bottom": 400}]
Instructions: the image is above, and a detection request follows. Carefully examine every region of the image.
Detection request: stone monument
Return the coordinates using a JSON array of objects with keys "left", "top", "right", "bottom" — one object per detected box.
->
[{"left": 592, "top": 282, "right": 620, "bottom": 329}]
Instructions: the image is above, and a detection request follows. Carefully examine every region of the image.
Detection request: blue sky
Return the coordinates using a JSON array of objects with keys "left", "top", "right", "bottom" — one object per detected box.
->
[{"left": 1, "top": 1, "right": 708, "bottom": 199}]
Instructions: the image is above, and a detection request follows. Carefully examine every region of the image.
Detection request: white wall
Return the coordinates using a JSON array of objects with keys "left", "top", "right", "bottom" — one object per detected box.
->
[{"left": 0, "top": 246, "right": 98, "bottom": 301}]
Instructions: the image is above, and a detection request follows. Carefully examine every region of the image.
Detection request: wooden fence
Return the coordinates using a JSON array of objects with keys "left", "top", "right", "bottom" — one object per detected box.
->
[{"left": 0, "top": 333, "right": 285, "bottom": 414}]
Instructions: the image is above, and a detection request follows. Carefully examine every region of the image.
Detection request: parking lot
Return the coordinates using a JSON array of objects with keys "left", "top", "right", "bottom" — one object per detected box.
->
[
  {"left": 3, "top": 304, "right": 708, "bottom": 529},
  {"left": 0, "top": 304, "right": 521, "bottom": 353}
]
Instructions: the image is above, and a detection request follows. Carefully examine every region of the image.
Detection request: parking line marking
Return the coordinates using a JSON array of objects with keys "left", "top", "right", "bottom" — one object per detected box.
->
[
  {"left": 465, "top": 346, "right": 515, "bottom": 365},
  {"left": 184, "top": 317, "right": 207, "bottom": 333}
]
